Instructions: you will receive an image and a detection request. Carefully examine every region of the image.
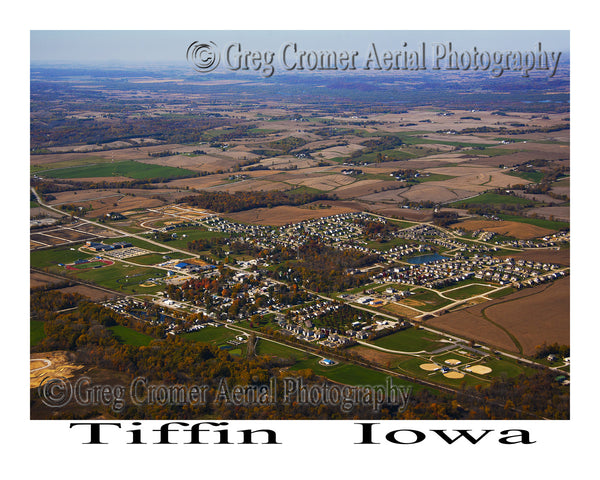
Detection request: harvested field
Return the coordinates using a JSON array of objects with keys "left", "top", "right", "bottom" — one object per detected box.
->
[
  {"left": 224, "top": 203, "right": 358, "bottom": 226},
  {"left": 30, "top": 271, "right": 66, "bottom": 288},
  {"left": 348, "top": 345, "right": 406, "bottom": 366},
  {"left": 428, "top": 309, "right": 518, "bottom": 353},
  {"left": 215, "top": 179, "right": 292, "bottom": 193},
  {"left": 484, "top": 278, "right": 569, "bottom": 356},
  {"left": 500, "top": 249, "right": 570, "bottom": 266},
  {"left": 525, "top": 206, "right": 570, "bottom": 222},
  {"left": 453, "top": 219, "right": 555, "bottom": 239},
  {"left": 297, "top": 174, "right": 356, "bottom": 191},
  {"left": 318, "top": 144, "right": 365, "bottom": 159},
  {"left": 335, "top": 180, "right": 399, "bottom": 199},
  {"left": 428, "top": 277, "right": 569, "bottom": 355},
  {"left": 57, "top": 285, "right": 116, "bottom": 301},
  {"left": 139, "top": 154, "right": 238, "bottom": 172},
  {"left": 30, "top": 233, "right": 66, "bottom": 246}
]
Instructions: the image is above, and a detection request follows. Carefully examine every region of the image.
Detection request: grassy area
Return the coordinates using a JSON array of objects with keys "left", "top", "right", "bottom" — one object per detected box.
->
[
  {"left": 497, "top": 214, "right": 569, "bottom": 231},
  {"left": 365, "top": 237, "right": 413, "bottom": 251},
  {"left": 30, "top": 244, "right": 92, "bottom": 269},
  {"left": 129, "top": 253, "right": 190, "bottom": 265},
  {"left": 42, "top": 160, "right": 197, "bottom": 180},
  {"left": 145, "top": 227, "right": 230, "bottom": 250},
  {"left": 179, "top": 326, "right": 237, "bottom": 346},
  {"left": 486, "top": 287, "right": 517, "bottom": 299},
  {"left": 103, "top": 236, "right": 171, "bottom": 253},
  {"left": 371, "top": 328, "right": 446, "bottom": 352},
  {"left": 109, "top": 325, "right": 154, "bottom": 346},
  {"left": 255, "top": 338, "right": 312, "bottom": 361},
  {"left": 400, "top": 288, "right": 454, "bottom": 312},
  {"left": 449, "top": 193, "right": 534, "bottom": 207},
  {"left": 30, "top": 156, "right": 111, "bottom": 174},
  {"left": 31, "top": 320, "right": 46, "bottom": 347},
  {"left": 290, "top": 357, "right": 426, "bottom": 391},
  {"left": 73, "top": 263, "right": 167, "bottom": 294},
  {"left": 443, "top": 284, "right": 496, "bottom": 300},
  {"left": 507, "top": 170, "right": 545, "bottom": 183}
]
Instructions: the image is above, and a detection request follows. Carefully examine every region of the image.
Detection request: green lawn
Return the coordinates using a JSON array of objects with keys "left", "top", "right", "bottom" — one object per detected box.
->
[
  {"left": 104, "top": 236, "right": 171, "bottom": 253},
  {"left": 487, "top": 287, "right": 517, "bottom": 299},
  {"left": 73, "top": 263, "right": 167, "bottom": 293},
  {"left": 109, "top": 325, "right": 154, "bottom": 346},
  {"left": 180, "top": 326, "right": 237, "bottom": 346},
  {"left": 31, "top": 320, "right": 46, "bottom": 347},
  {"left": 444, "top": 284, "right": 496, "bottom": 300},
  {"left": 42, "top": 160, "right": 197, "bottom": 180},
  {"left": 371, "top": 328, "right": 446, "bottom": 352},
  {"left": 497, "top": 214, "right": 569, "bottom": 231},
  {"left": 30, "top": 244, "right": 92, "bottom": 269},
  {"left": 255, "top": 338, "right": 312, "bottom": 361},
  {"left": 146, "top": 227, "right": 230, "bottom": 250},
  {"left": 400, "top": 288, "right": 454, "bottom": 312},
  {"left": 290, "top": 357, "right": 425, "bottom": 391}
]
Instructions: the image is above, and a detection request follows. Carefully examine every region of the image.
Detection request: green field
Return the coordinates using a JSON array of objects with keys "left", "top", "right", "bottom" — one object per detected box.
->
[
  {"left": 72, "top": 263, "right": 167, "bottom": 293},
  {"left": 487, "top": 287, "right": 517, "bottom": 299},
  {"left": 129, "top": 253, "right": 189, "bottom": 266},
  {"left": 146, "top": 227, "right": 230, "bottom": 250},
  {"left": 400, "top": 288, "right": 454, "bottom": 312},
  {"left": 180, "top": 326, "right": 237, "bottom": 346},
  {"left": 497, "top": 214, "right": 569, "bottom": 231},
  {"left": 255, "top": 338, "right": 312, "bottom": 361},
  {"left": 109, "top": 325, "right": 154, "bottom": 346},
  {"left": 290, "top": 356, "right": 425, "bottom": 391},
  {"left": 42, "top": 160, "right": 197, "bottom": 180},
  {"left": 30, "top": 244, "right": 92, "bottom": 269},
  {"left": 443, "top": 284, "right": 496, "bottom": 300},
  {"left": 449, "top": 192, "right": 534, "bottom": 207},
  {"left": 371, "top": 328, "right": 446, "bottom": 352},
  {"left": 507, "top": 170, "right": 545, "bottom": 183},
  {"left": 30, "top": 320, "right": 46, "bottom": 347},
  {"left": 104, "top": 236, "right": 171, "bottom": 253}
]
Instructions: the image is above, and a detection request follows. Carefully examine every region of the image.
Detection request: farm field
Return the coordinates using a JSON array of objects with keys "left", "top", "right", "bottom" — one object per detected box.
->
[
  {"left": 41, "top": 159, "right": 197, "bottom": 180},
  {"left": 428, "top": 277, "right": 569, "bottom": 355}
]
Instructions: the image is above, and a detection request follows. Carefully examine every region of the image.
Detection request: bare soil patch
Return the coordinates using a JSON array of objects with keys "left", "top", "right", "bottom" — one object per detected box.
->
[
  {"left": 429, "top": 277, "right": 569, "bottom": 355},
  {"left": 500, "top": 249, "right": 570, "bottom": 266},
  {"left": 58, "top": 285, "right": 116, "bottom": 301},
  {"left": 453, "top": 219, "right": 555, "bottom": 239},
  {"left": 224, "top": 203, "right": 358, "bottom": 226}
]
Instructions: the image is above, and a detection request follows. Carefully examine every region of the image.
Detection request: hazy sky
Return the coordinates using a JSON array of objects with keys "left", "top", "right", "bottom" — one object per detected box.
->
[{"left": 31, "top": 30, "right": 569, "bottom": 64}]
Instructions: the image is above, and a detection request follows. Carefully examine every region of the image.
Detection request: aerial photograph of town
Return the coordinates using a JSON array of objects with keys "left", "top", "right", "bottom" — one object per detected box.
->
[{"left": 29, "top": 30, "right": 570, "bottom": 421}]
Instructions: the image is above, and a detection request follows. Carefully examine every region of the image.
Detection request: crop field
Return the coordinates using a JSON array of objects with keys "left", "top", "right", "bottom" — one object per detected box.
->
[
  {"left": 428, "top": 277, "right": 569, "bottom": 355},
  {"left": 453, "top": 219, "right": 556, "bottom": 239},
  {"left": 224, "top": 203, "right": 358, "bottom": 226},
  {"left": 41, "top": 159, "right": 197, "bottom": 180}
]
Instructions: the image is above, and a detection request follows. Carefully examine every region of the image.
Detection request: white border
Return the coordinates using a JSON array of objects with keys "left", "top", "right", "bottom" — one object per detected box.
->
[{"left": 5, "top": 1, "right": 597, "bottom": 477}]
